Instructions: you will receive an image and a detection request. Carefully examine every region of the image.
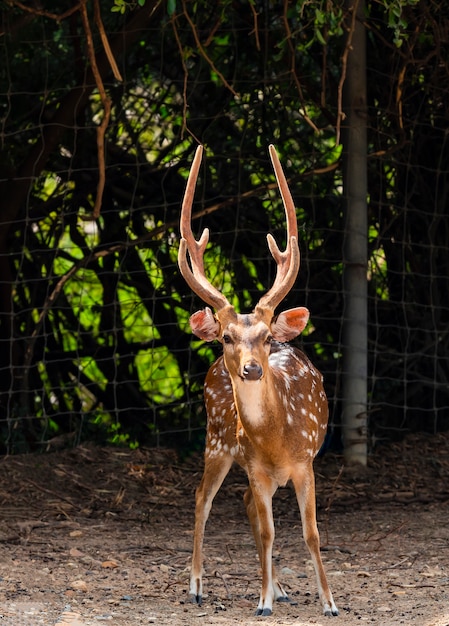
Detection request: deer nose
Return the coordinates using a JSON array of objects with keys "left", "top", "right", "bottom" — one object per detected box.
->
[{"left": 242, "top": 362, "right": 263, "bottom": 381}]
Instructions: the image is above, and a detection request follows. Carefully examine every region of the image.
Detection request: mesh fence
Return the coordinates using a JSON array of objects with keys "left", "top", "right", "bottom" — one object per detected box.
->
[{"left": 0, "top": 0, "right": 448, "bottom": 455}]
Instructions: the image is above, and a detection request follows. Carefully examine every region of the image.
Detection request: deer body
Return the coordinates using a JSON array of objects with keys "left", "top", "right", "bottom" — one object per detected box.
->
[
  {"left": 205, "top": 341, "right": 327, "bottom": 475},
  {"left": 178, "top": 145, "right": 338, "bottom": 617}
]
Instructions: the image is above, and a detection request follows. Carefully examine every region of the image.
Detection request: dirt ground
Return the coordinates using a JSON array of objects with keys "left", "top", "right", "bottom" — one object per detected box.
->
[{"left": 1, "top": 433, "right": 449, "bottom": 626}]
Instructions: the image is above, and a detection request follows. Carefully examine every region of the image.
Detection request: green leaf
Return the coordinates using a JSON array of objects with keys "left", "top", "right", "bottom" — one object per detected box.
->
[{"left": 315, "top": 28, "right": 327, "bottom": 46}]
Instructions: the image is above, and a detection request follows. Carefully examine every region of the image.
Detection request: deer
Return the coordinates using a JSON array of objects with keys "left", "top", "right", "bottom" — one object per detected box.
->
[{"left": 177, "top": 144, "right": 338, "bottom": 618}]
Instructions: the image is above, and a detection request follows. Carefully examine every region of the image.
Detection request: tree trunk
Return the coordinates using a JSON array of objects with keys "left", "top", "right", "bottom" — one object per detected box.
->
[{"left": 341, "top": 0, "right": 368, "bottom": 465}]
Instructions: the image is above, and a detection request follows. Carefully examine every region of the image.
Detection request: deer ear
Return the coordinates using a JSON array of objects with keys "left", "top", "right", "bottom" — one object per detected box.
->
[
  {"left": 271, "top": 307, "right": 310, "bottom": 342},
  {"left": 189, "top": 307, "right": 221, "bottom": 341}
]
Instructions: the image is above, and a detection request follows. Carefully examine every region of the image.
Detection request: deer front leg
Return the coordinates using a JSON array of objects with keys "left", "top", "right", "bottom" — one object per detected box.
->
[
  {"left": 190, "top": 454, "right": 233, "bottom": 604},
  {"left": 247, "top": 470, "right": 278, "bottom": 616},
  {"left": 243, "top": 486, "right": 289, "bottom": 605},
  {"left": 292, "top": 463, "right": 338, "bottom": 617}
]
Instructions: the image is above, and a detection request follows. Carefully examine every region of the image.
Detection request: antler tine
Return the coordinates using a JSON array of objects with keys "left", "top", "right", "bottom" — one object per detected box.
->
[
  {"left": 257, "top": 145, "right": 301, "bottom": 312},
  {"left": 178, "top": 145, "right": 230, "bottom": 311}
]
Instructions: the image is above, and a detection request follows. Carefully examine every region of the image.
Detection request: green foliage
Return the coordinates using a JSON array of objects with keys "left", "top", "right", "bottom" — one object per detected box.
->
[
  {"left": 313, "top": 2, "right": 344, "bottom": 45},
  {"left": 111, "top": 0, "right": 146, "bottom": 14},
  {"left": 378, "top": 0, "right": 421, "bottom": 46}
]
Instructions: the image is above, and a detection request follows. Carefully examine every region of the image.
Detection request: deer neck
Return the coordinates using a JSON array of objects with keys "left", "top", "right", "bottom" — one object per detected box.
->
[
  {"left": 230, "top": 371, "right": 294, "bottom": 472},
  {"left": 231, "top": 372, "right": 278, "bottom": 430}
]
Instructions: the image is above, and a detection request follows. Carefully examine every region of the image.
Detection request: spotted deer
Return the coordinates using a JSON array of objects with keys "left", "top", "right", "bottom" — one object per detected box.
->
[{"left": 178, "top": 145, "right": 338, "bottom": 618}]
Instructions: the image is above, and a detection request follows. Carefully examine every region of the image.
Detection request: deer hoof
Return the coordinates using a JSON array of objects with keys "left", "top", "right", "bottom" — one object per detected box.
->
[
  {"left": 255, "top": 608, "right": 272, "bottom": 617},
  {"left": 323, "top": 605, "right": 339, "bottom": 617},
  {"left": 190, "top": 593, "right": 202, "bottom": 606},
  {"left": 276, "top": 595, "right": 291, "bottom": 603}
]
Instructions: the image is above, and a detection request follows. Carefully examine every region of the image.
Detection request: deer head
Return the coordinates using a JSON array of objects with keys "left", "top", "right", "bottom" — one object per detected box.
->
[{"left": 178, "top": 145, "right": 310, "bottom": 382}]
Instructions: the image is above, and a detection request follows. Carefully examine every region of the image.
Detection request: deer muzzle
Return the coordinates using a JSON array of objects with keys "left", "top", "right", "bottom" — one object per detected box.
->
[{"left": 242, "top": 361, "right": 263, "bottom": 381}]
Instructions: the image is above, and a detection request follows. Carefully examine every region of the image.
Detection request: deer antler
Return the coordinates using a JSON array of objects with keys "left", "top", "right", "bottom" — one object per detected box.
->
[
  {"left": 257, "top": 145, "right": 300, "bottom": 312},
  {"left": 178, "top": 145, "right": 230, "bottom": 310},
  {"left": 178, "top": 144, "right": 300, "bottom": 313}
]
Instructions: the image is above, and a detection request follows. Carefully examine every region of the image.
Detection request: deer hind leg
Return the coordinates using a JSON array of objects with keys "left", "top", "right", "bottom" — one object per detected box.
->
[
  {"left": 190, "top": 453, "right": 233, "bottom": 605},
  {"left": 244, "top": 485, "right": 290, "bottom": 608},
  {"left": 291, "top": 463, "right": 338, "bottom": 617},
  {"left": 243, "top": 470, "right": 281, "bottom": 616}
]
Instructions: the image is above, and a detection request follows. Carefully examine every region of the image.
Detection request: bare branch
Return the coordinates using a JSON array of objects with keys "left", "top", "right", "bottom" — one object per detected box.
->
[
  {"left": 181, "top": 0, "right": 238, "bottom": 98},
  {"left": 80, "top": 0, "right": 111, "bottom": 219},
  {"left": 94, "top": 0, "right": 123, "bottom": 82},
  {"left": 282, "top": 0, "right": 319, "bottom": 134}
]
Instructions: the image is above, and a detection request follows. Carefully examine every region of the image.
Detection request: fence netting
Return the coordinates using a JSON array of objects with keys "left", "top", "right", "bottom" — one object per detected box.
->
[{"left": 0, "top": 0, "right": 448, "bottom": 454}]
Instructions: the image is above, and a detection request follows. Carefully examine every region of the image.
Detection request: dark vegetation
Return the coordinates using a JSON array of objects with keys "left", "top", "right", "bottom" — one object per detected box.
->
[{"left": 0, "top": 0, "right": 448, "bottom": 454}]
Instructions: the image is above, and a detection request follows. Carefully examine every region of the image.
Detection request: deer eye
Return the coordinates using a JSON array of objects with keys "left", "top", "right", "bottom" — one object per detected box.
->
[
  {"left": 265, "top": 335, "right": 273, "bottom": 345},
  {"left": 222, "top": 334, "right": 233, "bottom": 344}
]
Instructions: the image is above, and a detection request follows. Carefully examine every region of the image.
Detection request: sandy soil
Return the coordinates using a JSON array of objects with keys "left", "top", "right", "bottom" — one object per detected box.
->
[{"left": 1, "top": 434, "right": 449, "bottom": 626}]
